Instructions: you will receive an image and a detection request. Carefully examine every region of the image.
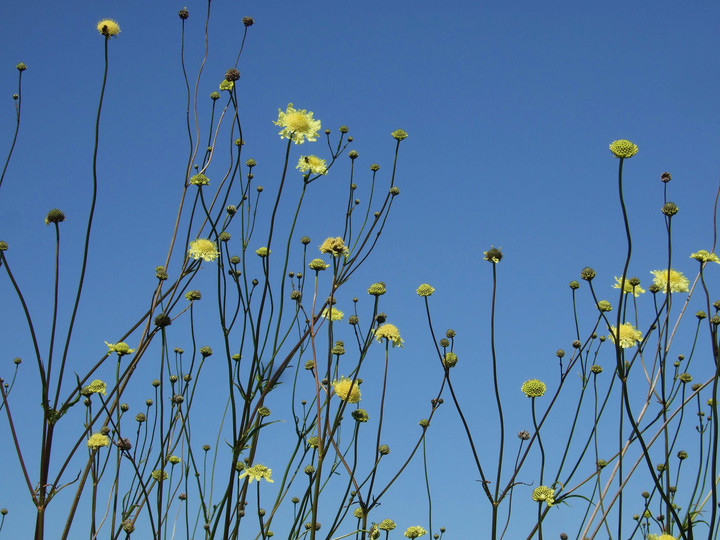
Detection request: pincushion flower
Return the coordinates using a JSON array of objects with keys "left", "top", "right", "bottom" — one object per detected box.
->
[
  {"left": 333, "top": 377, "right": 361, "bottom": 403},
  {"left": 531, "top": 486, "right": 555, "bottom": 506},
  {"left": 87, "top": 433, "right": 110, "bottom": 449},
  {"left": 608, "top": 323, "right": 642, "bottom": 348},
  {"left": 239, "top": 464, "right": 274, "bottom": 483},
  {"left": 85, "top": 380, "right": 107, "bottom": 396},
  {"left": 691, "top": 250, "right": 720, "bottom": 264},
  {"left": 403, "top": 526, "right": 427, "bottom": 538},
  {"left": 613, "top": 276, "right": 645, "bottom": 296},
  {"left": 374, "top": 323, "right": 404, "bottom": 348},
  {"left": 297, "top": 155, "right": 327, "bottom": 175},
  {"left": 650, "top": 269, "right": 689, "bottom": 293},
  {"left": 151, "top": 470, "right": 169, "bottom": 481},
  {"left": 97, "top": 19, "right": 120, "bottom": 36},
  {"left": 416, "top": 284, "right": 435, "bottom": 297},
  {"left": 609, "top": 139, "right": 638, "bottom": 158},
  {"left": 319, "top": 237, "right": 348, "bottom": 257},
  {"left": 521, "top": 379, "right": 546, "bottom": 398},
  {"left": 321, "top": 307, "right": 344, "bottom": 321},
  {"left": 188, "top": 239, "right": 220, "bottom": 261},
  {"left": 379, "top": 519, "right": 396, "bottom": 531},
  {"left": 274, "top": 103, "right": 321, "bottom": 144},
  {"left": 106, "top": 341, "right": 135, "bottom": 356}
]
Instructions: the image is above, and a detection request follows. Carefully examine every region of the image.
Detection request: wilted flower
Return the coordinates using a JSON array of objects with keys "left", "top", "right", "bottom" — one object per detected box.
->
[
  {"left": 608, "top": 323, "right": 642, "bottom": 348},
  {"left": 374, "top": 323, "right": 404, "bottom": 348},
  {"left": 521, "top": 379, "right": 546, "bottom": 398},
  {"left": 297, "top": 155, "right": 328, "bottom": 175},
  {"left": 188, "top": 239, "right": 220, "bottom": 261},
  {"left": 650, "top": 269, "right": 689, "bottom": 293},
  {"left": 239, "top": 464, "right": 274, "bottom": 483},
  {"left": 333, "top": 377, "right": 361, "bottom": 403},
  {"left": 274, "top": 104, "right": 321, "bottom": 144},
  {"left": 609, "top": 139, "right": 638, "bottom": 158}
]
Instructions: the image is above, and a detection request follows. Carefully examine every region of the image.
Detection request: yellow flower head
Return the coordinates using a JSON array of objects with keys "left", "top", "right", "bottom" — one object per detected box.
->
[
  {"left": 333, "top": 377, "right": 361, "bottom": 403},
  {"left": 274, "top": 103, "right": 321, "bottom": 144},
  {"left": 97, "top": 19, "right": 120, "bottom": 37},
  {"left": 374, "top": 323, "right": 404, "bottom": 348},
  {"left": 87, "top": 433, "right": 110, "bottom": 449},
  {"left": 651, "top": 269, "right": 689, "bottom": 293},
  {"left": 219, "top": 80, "right": 234, "bottom": 91},
  {"left": 188, "top": 239, "right": 220, "bottom": 262},
  {"left": 391, "top": 129, "right": 408, "bottom": 141},
  {"left": 416, "top": 284, "right": 435, "bottom": 297},
  {"left": 297, "top": 155, "right": 328, "bottom": 175},
  {"left": 691, "top": 250, "right": 720, "bottom": 264},
  {"left": 403, "top": 526, "right": 427, "bottom": 538},
  {"left": 151, "top": 470, "right": 169, "bottom": 481},
  {"left": 608, "top": 323, "right": 642, "bottom": 348},
  {"left": 609, "top": 139, "right": 638, "bottom": 159},
  {"left": 309, "top": 258, "right": 329, "bottom": 271},
  {"left": 239, "top": 464, "right": 274, "bottom": 484},
  {"left": 531, "top": 486, "right": 555, "bottom": 506},
  {"left": 321, "top": 307, "right": 344, "bottom": 321},
  {"left": 656, "top": 535, "right": 677, "bottom": 540},
  {"left": 319, "top": 237, "right": 349, "bottom": 257},
  {"left": 86, "top": 380, "right": 107, "bottom": 396},
  {"left": 521, "top": 379, "right": 546, "bottom": 398},
  {"left": 379, "top": 519, "right": 396, "bottom": 531},
  {"left": 256, "top": 247, "right": 270, "bottom": 257},
  {"left": 106, "top": 341, "right": 135, "bottom": 356},
  {"left": 612, "top": 276, "right": 645, "bottom": 297}
]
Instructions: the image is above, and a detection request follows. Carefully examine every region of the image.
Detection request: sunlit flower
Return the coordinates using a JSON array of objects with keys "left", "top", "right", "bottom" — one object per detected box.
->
[
  {"left": 690, "top": 250, "right": 720, "bottom": 264},
  {"left": 650, "top": 269, "right": 689, "bottom": 293},
  {"left": 368, "top": 282, "right": 386, "bottom": 296},
  {"left": 403, "top": 526, "right": 427, "bottom": 538},
  {"left": 609, "top": 139, "right": 638, "bottom": 159},
  {"left": 319, "top": 237, "right": 348, "bottom": 257},
  {"left": 151, "top": 470, "right": 169, "bottom": 481},
  {"left": 256, "top": 247, "right": 270, "bottom": 257},
  {"left": 85, "top": 380, "right": 107, "bottom": 395},
  {"left": 374, "top": 323, "right": 404, "bottom": 348},
  {"left": 597, "top": 300, "right": 612, "bottom": 312},
  {"left": 239, "top": 464, "right": 274, "bottom": 484},
  {"left": 391, "top": 129, "right": 408, "bottom": 141},
  {"left": 309, "top": 258, "right": 329, "bottom": 271},
  {"left": 379, "top": 519, "right": 396, "bottom": 531},
  {"left": 188, "top": 239, "right": 220, "bottom": 261},
  {"left": 416, "top": 284, "right": 435, "bottom": 297},
  {"left": 97, "top": 19, "right": 120, "bottom": 37},
  {"left": 274, "top": 103, "right": 321, "bottom": 144},
  {"left": 608, "top": 323, "right": 642, "bottom": 348},
  {"left": 333, "top": 377, "right": 361, "bottom": 403},
  {"left": 87, "top": 433, "right": 110, "bottom": 449},
  {"left": 219, "top": 80, "right": 234, "bottom": 91},
  {"left": 168, "top": 455, "right": 181, "bottom": 465},
  {"left": 521, "top": 379, "right": 546, "bottom": 398},
  {"left": 531, "top": 486, "right": 555, "bottom": 506},
  {"left": 321, "top": 307, "right": 344, "bottom": 321},
  {"left": 189, "top": 173, "right": 210, "bottom": 186},
  {"left": 297, "top": 155, "right": 328, "bottom": 175},
  {"left": 106, "top": 341, "right": 135, "bottom": 356},
  {"left": 612, "top": 276, "right": 645, "bottom": 297}
]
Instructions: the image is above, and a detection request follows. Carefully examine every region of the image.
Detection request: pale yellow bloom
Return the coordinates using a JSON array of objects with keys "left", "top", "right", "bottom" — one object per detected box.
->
[
  {"left": 374, "top": 323, "right": 404, "bottom": 348},
  {"left": 609, "top": 139, "right": 638, "bottom": 158},
  {"left": 612, "top": 276, "right": 645, "bottom": 297},
  {"left": 188, "top": 239, "right": 220, "bottom": 262},
  {"left": 333, "top": 377, "right": 361, "bottom": 403},
  {"left": 239, "top": 464, "right": 274, "bottom": 483},
  {"left": 403, "top": 526, "right": 427, "bottom": 538},
  {"left": 97, "top": 19, "right": 120, "bottom": 36},
  {"left": 608, "top": 323, "right": 642, "bottom": 348},
  {"left": 690, "top": 250, "right": 720, "bottom": 264},
  {"left": 297, "top": 155, "right": 327, "bottom": 175},
  {"left": 274, "top": 103, "right": 321, "bottom": 144},
  {"left": 651, "top": 269, "right": 689, "bottom": 293},
  {"left": 87, "top": 433, "right": 110, "bottom": 449},
  {"left": 106, "top": 342, "right": 135, "bottom": 356},
  {"left": 85, "top": 380, "right": 107, "bottom": 396},
  {"left": 531, "top": 486, "right": 555, "bottom": 506},
  {"left": 319, "top": 237, "right": 348, "bottom": 257},
  {"left": 321, "top": 307, "right": 344, "bottom": 321},
  {"left": 521, "top": 379, "right": 546, "bottom": 398}
]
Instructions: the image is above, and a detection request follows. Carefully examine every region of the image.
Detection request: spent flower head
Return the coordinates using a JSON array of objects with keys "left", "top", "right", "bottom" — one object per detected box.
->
[
  {"left": 609, "top": 139, "right": 638, "bottom": 158},
  {"left": 275, "top": 103, "right": 321, "bottom": 144}
]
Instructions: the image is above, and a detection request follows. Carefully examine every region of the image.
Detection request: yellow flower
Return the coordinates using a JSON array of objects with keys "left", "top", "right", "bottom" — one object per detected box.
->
[
  {"left": 105, "top": 341, "right": 135, "bottom": 356},
  {"left": 612, "top": 276, "right": 645, "bottom": 297},
  {"left": 690, "top": 250, "right": 720, "bottom": 264},
  {"left": 531, "top": 486, "right": 555, "bottom": 506},
  {"left": 308, "top": 258, "right": 329, "bottom": 271},
  {"left": 521, "top": 379, "right": 546, "bottom": 398},
  {"left": 374, "top": 323, "right": 404, "bottom": 348},
  {"left": 151, "top": 470, "right": 169, "bottom": 481},
  {"left": 416, "top": 284, "right": 435, "bottom": 297},
  {"left": 219, "top": 80, "right": 234, "bottom": 91},
  {"left": 97, "top": 19, "right": 120, "bottom": 37},
  {"left": 297, "top": 155, "right": 328, "bottom": 175},
  {"left": 189, "top": 173, "right": 210, "bottom": 186},
  {"left": 87, "top": 433, "right": 110, "bottom": 449},
  {"left": 321, "top": 307, "right": 344, "bottom": 321},
  {"left": 188, "top": 239, "right": 220, "bottom": 262},
  {"left": 319, "top": 237, "right": 348, "bottom": 257},
  {"left": 609, "top": 139, "right": 638, "bottom": 158},
  {"left": 274, "top": 103, "right": 321, "bottom": 144},
  {"left": 256, "top": 247, "right": 270, "bottom": 257},
  {"left": 651, "top": 269, "right": 689, "bottom": 293},
  {"left": 391, "top": 129, "right": 408, "bottom": 141},
  {"left": 656, "top": 535, "right": 676, "bottom": 540},
  {"left": 85, "top": 380, "right": 107, "bottom": 396},
  {"left": 608, "top": 323, "right": 642, "bottom": 348},
  {"left": 333, "top": 377, "right": 361, "bottom": 403},
  {"left": 403, "top": 526, "right": 427, "bottom": 538},
  {"left": 239, "top": 464, "right": 274, "bottom": 483}
]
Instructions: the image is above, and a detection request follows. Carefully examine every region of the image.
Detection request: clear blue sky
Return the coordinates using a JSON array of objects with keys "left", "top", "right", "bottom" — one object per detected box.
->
[{"left": 1, "top": 1, "right": 720, "bottom": 538}]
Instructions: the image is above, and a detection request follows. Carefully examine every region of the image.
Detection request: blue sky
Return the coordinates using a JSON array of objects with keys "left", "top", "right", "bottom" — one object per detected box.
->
[{"left": 1, "top": 1, "right": 720, "bottom": 538}]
